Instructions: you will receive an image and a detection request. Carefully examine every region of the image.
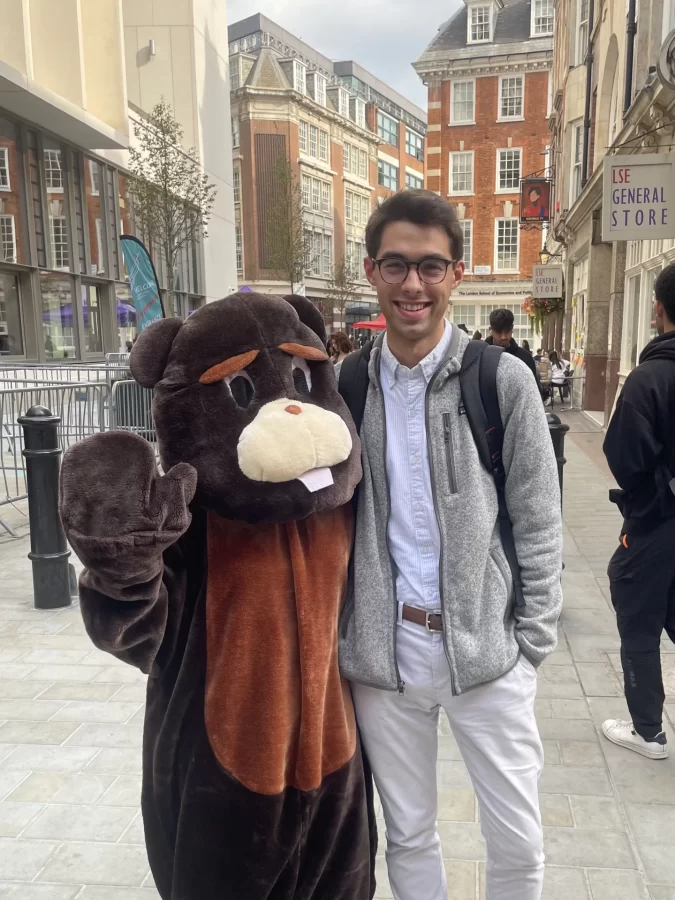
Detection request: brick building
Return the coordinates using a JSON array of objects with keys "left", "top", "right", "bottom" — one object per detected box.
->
[
  {"left": 228, "top": 14, "right": 427, "bottom": 330},
  {"left": 414, "top": 0, "right": 553, "bottom": 343}
]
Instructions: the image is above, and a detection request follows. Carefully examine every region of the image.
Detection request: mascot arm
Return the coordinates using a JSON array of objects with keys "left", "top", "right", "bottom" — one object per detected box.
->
[{"left": 59, "top": 431, "right": 197, "bottom": 673}]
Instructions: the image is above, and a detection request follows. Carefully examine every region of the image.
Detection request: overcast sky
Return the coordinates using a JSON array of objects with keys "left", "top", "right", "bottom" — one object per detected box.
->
[{"left": 227, "top": 0, "right": 461, "bottom": 110}]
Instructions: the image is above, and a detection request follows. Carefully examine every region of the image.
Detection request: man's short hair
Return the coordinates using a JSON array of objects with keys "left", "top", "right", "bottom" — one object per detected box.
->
[
  {"left": 365, "top": 189, "right": 464, "bottom": 261},
  {"left": 529, "top": 187, "right": 542, "bottom": 200},
  {"left": 655, "top": 263, "right": 675, "bottom": 324},
  {"left": 489, "top": 308, "right": 515, "bottom": 333}
]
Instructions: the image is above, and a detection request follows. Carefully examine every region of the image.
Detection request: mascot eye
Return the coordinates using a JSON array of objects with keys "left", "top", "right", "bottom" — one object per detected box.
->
[
  {"left": 225, "top": 370, "right": 255, "bottom": 409},
  {"left": 292, "top": 356, "right": 312, "bottom": 396}
]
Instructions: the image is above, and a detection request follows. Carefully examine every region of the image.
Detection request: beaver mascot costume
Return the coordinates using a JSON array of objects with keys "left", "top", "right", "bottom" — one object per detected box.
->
[{"left": 59, "top": 292, "right": 377, "bottom": 900}]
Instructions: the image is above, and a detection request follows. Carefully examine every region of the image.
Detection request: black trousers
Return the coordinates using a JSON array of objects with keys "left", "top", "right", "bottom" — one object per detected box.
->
[{"left": 608, "top": 517, "right": 675, "bottom": 740}]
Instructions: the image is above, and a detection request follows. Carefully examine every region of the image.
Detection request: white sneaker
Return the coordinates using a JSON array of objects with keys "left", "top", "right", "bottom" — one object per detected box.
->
[{"left": 602, "top": 719, "right": 669, "bottom": 760}]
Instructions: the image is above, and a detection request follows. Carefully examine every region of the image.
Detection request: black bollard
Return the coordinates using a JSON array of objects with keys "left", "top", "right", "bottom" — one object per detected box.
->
[
  {"left": 546, "top": 412, "right": 570, "bottom": 509},
  {"left": 18, "top": 405, "right": 73, "bottom": 609}
]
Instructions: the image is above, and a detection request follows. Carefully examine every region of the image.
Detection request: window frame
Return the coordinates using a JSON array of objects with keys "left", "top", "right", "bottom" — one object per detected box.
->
[
  {"left": 0, "top": 147, "right": 10, "bottom": 191},
  {"left": 570, "top": 121, "right": 583, "bottom": 206},
  {"left": 314, "top": 74, "right": 327, "bottom": 107},
  {"left": 321, "top": 181, "right": 331, "bottom": 215},
  {"left": 49, "top": 215, "right": 70, "bottom": 270},
  {"left": 302, "top": 174, "right": 311, "bottom": 208},
  {"left": 531, "top": 0, "right": 554, "bottom": 36},
  {"left": 377, "top": 111, "right": 399, "bottom": 148},
  {"left": 233, "top": 167, "right": 241, "bottom": 205},
  {"left": 0, "top": 213, "right": 17, "bottom": 263},
  {"left": 405, "top": 128, "right": 424, "bottom": 161},
  {"left": 450, "top": 79, "right": 476, "bottom": 126},
  {"left": 495, "top": 148, "right": 522, "bottom": 193},
  {"left": 494, "top": 217, "right": 520, "bottom": 273},
  {"left": 460, "top": 220, "right": 473, "bottom": 273},
  {"left": 44, "top": 147, "right": 64, "bottom": 192},
  {"left": 577, "top": 0, "right": 589, "bottom": 66},
  {"left": 468, "top": 5, "right": 492, "bottom": 43},
  {"left": 498, "top": 75, "right": 525, "bottom": 121},
  {"left": 378, "top": 159, "right": 399, "bottom": 191},
  {"left": 311, "top": 178, "right": 321, "bottom": 213},
  {"left": 232, "top": 117, "right": 240, "bottom": 149},
  {"left": 359, "top": 149, "right": 368, "bottom": 180},
  {"left": 406, "top": 171, "right": 424, "bottom": 190},
  {"left": 318, "top": 129, "right": 328, "bottom": 163},
  {"left": 449, "top": 150, "right": 475, "bottom": 196},
  {"left": 293, "top": 61, "right": 307, "bottom": 96},
  {"left": 309, "top": 125, "right": 318, "bottom": 159},
  {"left": 299, "top": 121, "right": 308, "bottom": 153},
  {"left": 235, "top": 224, "right": 243, "bottom": 275}
]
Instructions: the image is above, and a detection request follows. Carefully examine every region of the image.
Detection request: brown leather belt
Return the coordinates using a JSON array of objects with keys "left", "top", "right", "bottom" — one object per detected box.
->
[{"left": 402, "top": 605, "right": 443, "bottom": 632}]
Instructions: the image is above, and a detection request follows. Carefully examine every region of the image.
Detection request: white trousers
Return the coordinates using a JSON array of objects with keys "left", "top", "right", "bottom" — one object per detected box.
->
[{"left": 352, "top": 628, "right": 545, "bottom": 900}]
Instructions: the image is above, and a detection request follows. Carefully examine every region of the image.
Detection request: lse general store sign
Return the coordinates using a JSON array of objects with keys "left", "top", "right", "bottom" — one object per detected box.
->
[
  {"left": 532, "top": 265, "right": 563, "bottom": 299},
  {"left": 602, "top": 154, "right": 675, "bottom": 242}
]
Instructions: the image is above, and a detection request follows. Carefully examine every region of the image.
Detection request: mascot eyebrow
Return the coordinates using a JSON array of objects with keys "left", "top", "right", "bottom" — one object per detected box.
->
[
  {"left": 278, "top": 342, "right": 329, "bottom": 361},
  {"left": 199, "top": 343, "right": 329, "bottom": 385}
]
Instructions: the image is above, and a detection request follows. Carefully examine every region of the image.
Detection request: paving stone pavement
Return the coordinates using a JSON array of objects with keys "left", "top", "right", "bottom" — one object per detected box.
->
[{"left": 0, "top": 410, "right": 674, "bottom": 899}]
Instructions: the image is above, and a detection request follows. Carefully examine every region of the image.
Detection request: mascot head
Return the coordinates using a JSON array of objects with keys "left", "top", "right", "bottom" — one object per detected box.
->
[{"left": 129, "top": 292, "right": 361, "bottom": 524}]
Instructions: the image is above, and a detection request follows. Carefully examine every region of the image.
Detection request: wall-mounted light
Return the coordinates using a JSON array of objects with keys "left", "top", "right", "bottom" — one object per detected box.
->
[{"left": 149, "top": 39, "right": 156, "bottom": 56}]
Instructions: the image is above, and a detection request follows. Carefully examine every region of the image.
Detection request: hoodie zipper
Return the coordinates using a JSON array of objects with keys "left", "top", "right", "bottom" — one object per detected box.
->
[{"left": 443, "top": 413, "right": 458, "bottom": 495}]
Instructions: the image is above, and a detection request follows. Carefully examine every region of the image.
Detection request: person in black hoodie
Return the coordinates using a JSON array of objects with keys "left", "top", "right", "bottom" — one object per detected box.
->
[
  {"left": 485, "top": 308, "right": 539, "bottom": 382},
  {"left": 602, "top": 262, "right": 675, "bottom": 761}
]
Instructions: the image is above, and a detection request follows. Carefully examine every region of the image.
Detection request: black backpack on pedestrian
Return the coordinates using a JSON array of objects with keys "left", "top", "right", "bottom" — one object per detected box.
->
[{"left": 338, "top": 338, "right": 524, "bottom": 608}]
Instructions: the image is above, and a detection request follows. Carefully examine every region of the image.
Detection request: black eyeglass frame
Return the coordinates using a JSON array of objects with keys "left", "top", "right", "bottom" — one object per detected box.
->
[{"left": 373, "top": 256, "right": 459, "bottom": 285}]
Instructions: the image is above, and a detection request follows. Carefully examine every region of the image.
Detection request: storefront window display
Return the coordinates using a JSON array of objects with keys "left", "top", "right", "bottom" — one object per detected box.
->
[
  {"left": 0, "top": 270, "right": 23, "bottom": 355},
  {"left": 41, "top": 272, "right": 76, "bottom": 359},
  {"left": 81, "top": 283, "right": 103, "bottom": 355}
]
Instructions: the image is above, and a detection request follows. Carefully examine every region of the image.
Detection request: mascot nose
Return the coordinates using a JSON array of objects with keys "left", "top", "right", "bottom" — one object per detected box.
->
[{"left": 285, "top": 405, "right": 302, "bottom": 415}]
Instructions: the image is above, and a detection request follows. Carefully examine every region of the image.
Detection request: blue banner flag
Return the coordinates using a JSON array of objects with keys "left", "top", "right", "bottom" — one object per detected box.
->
[{"left": 120, "top": 235, "right": 164, "bottom": 332}]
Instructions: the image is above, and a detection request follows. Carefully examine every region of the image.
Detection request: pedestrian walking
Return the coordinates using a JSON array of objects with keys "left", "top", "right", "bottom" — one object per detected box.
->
[
  {"left": 522, "top": 339, "right": 532, "bottom": 353},
  {"left": 328, "top": 331, "right": 353, "bottom": 364},
  {"left": 338, "top": 189, "right": 563, "bottom": 900},
  {"left": 485, "top": 308, "right": 539, "bottom": 382},
  {"left": 602, "top": 262, "right": 675, "bottom": 761}
]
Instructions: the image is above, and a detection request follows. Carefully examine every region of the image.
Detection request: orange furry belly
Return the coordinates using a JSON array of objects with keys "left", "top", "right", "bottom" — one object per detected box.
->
[{"left": 205, "top": 506, "right": 356, "bottom": 795}]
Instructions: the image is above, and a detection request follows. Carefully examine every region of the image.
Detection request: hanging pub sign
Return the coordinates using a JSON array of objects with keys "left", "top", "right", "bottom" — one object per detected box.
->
[
  {"left": 602, "top": 154, "right": 675, "bottom": 242},
  {"left": 532, "top": 264, "right": 564, "bottom": 299},
  {"left": 519, "top": 180, "right": 552, "bottom": 224}
]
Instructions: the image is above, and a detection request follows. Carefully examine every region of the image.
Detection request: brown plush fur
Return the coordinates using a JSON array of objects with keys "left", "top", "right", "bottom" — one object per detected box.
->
[{"left": 59, "top": 292, "right": 375, "bottom": 900}]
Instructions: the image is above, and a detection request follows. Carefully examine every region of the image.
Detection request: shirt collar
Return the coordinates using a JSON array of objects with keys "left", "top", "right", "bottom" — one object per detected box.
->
[{"left": 381, "top": 321, "right": 453, "bottom": 385}]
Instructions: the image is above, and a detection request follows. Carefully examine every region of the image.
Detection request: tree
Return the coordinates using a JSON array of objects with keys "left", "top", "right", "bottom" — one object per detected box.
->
[
  {"left": 325, "top": 255, "right": 360, "bottom": 331},
  {"left": 265, "top": 154, "right": 312, "bottom": 293},
  {"left": 128, "top": 99, "right": 217, "bottom": 317}
]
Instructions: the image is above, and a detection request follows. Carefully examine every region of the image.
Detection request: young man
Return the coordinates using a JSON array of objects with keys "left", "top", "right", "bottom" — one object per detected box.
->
[
  {"left": 486, "top": 308, "right": 539, "bottom": 382},
  {"left": 339, "top": 190, "right": 563, "bottom": 900},
  {"left": 602, "top": 262, "right": 675, "bottom": 761}
]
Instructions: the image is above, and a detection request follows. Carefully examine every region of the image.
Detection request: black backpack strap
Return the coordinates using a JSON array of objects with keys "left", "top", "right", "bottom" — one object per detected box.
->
[
  {"left": 338, "top": 340, "right": 373, "bottom": 434},
  {"left": 460, "top": 341, "right": 525, "bottom": 608}
]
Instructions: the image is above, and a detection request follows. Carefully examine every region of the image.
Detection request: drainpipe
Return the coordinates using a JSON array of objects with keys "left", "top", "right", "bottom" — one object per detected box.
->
[
  {"left": 581, "top": 0, "right": 595, "bottom": 189},
  {"left": 624, "top": 0, "right": 637, "bottom": 115}
]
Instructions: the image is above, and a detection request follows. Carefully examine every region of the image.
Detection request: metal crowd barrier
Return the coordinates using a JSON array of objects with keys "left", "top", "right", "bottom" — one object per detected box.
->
[
  {"left": 0, "top": 382, "right": 110, "bottom": 536},
  {"left": 110, "top": 380, "right": 156, "bottom": 442}
]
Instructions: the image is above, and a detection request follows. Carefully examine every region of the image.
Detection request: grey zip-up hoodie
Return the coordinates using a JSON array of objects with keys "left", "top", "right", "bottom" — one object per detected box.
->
[{"left": 339, "top": 328, "right": 563, "bottom": 694}]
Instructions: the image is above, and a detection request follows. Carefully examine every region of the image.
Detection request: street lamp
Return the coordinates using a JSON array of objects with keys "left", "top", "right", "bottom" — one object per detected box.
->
[{"left": 539, "top": 250, "right": 563, "bottom": 264}]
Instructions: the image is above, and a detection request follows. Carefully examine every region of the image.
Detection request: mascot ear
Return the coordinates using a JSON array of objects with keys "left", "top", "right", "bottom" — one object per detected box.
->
[
  {"left": 283, "top": 294, "right": 327, "bottom": 346},
  {"left": 130, "top": 318, "right": 184, "bottom": 389}
]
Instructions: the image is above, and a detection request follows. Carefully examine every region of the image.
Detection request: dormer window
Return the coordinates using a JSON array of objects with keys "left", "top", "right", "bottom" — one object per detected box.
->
[
  {"left": 307, "top": 72, "right": 327, "bottom": 107},
  {"left": 292, "top": 61, "right": 307, "bottom": 96},
  {"left": 469, "top": 5, "right": 492, "bottom": 42},
  {"left": 350, "top": 98, "right": 366, "bottom": 129},
  {"left": 531, "top": 0, "right": 554, "bottom": 35},
  {"left": 337, "top": 88, "right": 350, "bottom": 118}
]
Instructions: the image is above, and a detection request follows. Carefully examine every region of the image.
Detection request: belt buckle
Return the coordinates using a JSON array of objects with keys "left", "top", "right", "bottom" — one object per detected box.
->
[{"left": 425, "top": 612, "right": 437, "bottom": 633}]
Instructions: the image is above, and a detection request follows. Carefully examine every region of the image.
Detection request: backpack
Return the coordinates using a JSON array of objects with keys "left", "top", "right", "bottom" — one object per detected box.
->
[{"left": 338, "top": 338, "right": 524, "bottom": 608}]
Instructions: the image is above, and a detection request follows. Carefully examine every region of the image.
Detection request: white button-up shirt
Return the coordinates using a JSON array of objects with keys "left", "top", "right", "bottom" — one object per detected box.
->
[{"left": 380, "top": 323, "right": 453, "bottom": 683}]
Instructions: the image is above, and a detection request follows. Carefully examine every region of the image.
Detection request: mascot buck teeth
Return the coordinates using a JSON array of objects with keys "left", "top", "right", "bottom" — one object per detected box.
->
[{"left": 59, "top": 292, "right": 377, "bottom": 900}]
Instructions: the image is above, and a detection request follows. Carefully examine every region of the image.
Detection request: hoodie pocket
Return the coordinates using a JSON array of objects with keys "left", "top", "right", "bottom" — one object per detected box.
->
[
  {"left": 442, "top": 413, "right": 458, "bottom": 495},
  {"left": 490, "top": 546, "right": 513, "bottom": 601}
]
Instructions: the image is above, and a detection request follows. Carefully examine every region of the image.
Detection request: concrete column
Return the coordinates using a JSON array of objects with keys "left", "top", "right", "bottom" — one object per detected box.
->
[
  {"left": 583, "top": 241, "right": 612, "bottom": 413},
  {"left": 604, "top": 241, "right": 627, "bottom": 423}
]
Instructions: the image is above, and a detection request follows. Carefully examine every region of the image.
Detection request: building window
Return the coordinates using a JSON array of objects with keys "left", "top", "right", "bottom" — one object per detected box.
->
[
  {"left": 336, "top": 88, "right": 350, "bottom": 118},
  {"left": 577, "top": 0, "right": 589, "bottom": 65},
  {"left": 499, "top": 76, "right": 524, "bottom": 119},
  {"left": 233, "top": 168, "right": 241, "bottom": 205},
  {"left": 378, "top": 160, "right": 398, "bottom": 191},
  {"left": 235, "top": 225, "right": 243, "bottom": 275},
  {"left": 481, "top": 303, "right": 534, "bottom": 343},
  {"left": 313, "top": 74, "right": 327, "bottom": 107},
  {"left": 82, "top": 284, "right": 103, "bottom": 355},
  {"left": 451, "top": 80, "right": 476, "bottom": 124},
  {"left": 41, "top": 273, "right": 75, "bottom": 359},
  {"left": 299, "top": 121, "right": 308, "bottom": 153},
  {"left": 301, "top": 125, "right": 328, "bottom": 161},
  {"left": 449, "top": 151, "right": 474, "bottom": 195},
  {"left": 351, "top": 98, "right": 366, "bottom": 129},
  {"left": 0, "top": 147, "right": 10, "bottom": 190},
  {"left": 319, "top": 130, "right": 328, "bottom": 163},
  {"left": 88, "top": 159, "right": 100, "bottom": 196},
  {"left": 309, "top": 125, "right": 318, "bottom": 158},
  {"left": 0, "top": 215, "right": 16, "bottom": 263},
  {"left": 497, "top": 149, "right": 522, "bottom": 191},
  {"left": 311, "top": 178, "right": 321, "bottom": 212},
  {"left": 232, "top": 117, "right": 240, "bottom": 149},
  {"left": 406, "top": 129, "right": 424, "bottom": 161},
  {"left": 45, "top": 148, "right": 64, "bottom": 191},
  {"left": 230, "top": 58, "right": 241, "bottom": 91},
  {"left": 460, "top": 220, "right": 472, "bottom": 272},
  {"left": 344, "top": 142, "right": 351, "bottom": 174},
  {"left": 359, "top": 149, "right": 368, "bottom": 180},
  {"left": 377, "top": 111, "right": 399, "bottom": 148},
  {"left": 50, "top": 216, "right": 69, "bottom": 270},
  {"left": 532, "top": 0, "right": 554, "bottom": 35},
  {"left": 469, "top": 5, "right": 492, "bottom": 42},
  {"left": 302, "top": 174, "right": 311, "bottom": 208},
  {"left": 452, "top": 304, "right": 478, "bottom": 329},
  {"left": 95, "top": 218, "right": 104, "bottom": 275},
  {"left": 495, "top": 218, "right": 519, "bottom": 271},
  {"left": 0, "top": 271, "right": 23, "bottom": 356},
  {"left": 571, "top": 122, "right": 583, "bottom": 204},
  {"left": 406, "top": 172, "right": 424, "bottom": 190},
  {"left": 323, "top": 233, "right": 332, "bottom": 277},
  {"left": 293, "top": 61, "right": 307, "bottom": 95},
  {"left": 321, "top": 181, "right": 331, "bottom": 215},
  {"left": 345, "top": 190, "right": 353, "bottom": 222}
]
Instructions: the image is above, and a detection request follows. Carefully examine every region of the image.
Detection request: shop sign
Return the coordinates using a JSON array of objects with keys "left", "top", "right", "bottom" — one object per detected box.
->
[
  {"left": 532, "top": 265, "right": 563, "bottom": 298},
  {"left": 602, "top": 154, "right": 675, "bottom": 242}
]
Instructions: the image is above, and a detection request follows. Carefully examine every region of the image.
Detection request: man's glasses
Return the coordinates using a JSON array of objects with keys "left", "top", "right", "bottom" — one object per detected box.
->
[{"left": 374, "top": 256, "right": 457, "bottom": 285}]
